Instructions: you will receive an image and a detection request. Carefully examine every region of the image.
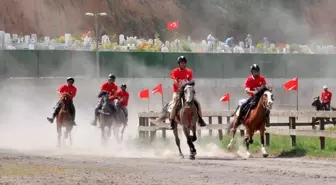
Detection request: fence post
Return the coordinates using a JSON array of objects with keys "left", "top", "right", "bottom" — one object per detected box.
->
[
  {"left": 319, "top": 118, "right": 325, "bottom": 150},
  {"left": 218, "top": 116, "right": 223, "bottom": 140},
  {"left": 150, "top": 117, "right": 156, "bottom": 141},
  {"left": 265, "top": 116, "right": 270, "bottom": 146},
  {"left": 208, "top": 117, "right": 212, "bottom": 136},
  {"left": 139, "top": 117, "right": 144, "bottom": 139},
  {"left": 289, "top": 117, "right": 296, "bottom": 147}
]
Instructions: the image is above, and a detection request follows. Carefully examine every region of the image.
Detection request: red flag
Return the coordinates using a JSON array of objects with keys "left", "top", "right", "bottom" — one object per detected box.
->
[
  {"left": 152, "top": 84, "right": 163, "bottom": 94},
  {"left": 139, "top": 89, "right": 149, "bottom": 99},
  {"left": 220, "top": 94, "right": 230, "bottom": 102},
  {"left": 167, "top": 20, "right": 179, "bottom": 30},
  {"left": 283, "top": 77, "right": 298, "bottom": 91}
]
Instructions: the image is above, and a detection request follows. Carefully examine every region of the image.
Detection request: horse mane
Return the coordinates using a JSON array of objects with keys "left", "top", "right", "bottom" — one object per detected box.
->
[{"left": 98, "top": 90, "right": 109, "bottom": 98}]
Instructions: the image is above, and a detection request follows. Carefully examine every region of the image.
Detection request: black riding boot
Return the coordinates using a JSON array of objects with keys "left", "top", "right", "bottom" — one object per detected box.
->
[
  {"left": 69, "top": 101, "right": 77, "bottom": 126},
  {"left": 47, "top": 104, "right": 61, "bottom": 124}
]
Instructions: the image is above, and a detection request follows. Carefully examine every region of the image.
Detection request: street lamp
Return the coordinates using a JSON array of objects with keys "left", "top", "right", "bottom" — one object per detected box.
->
[{"left": 85, "top": 12, "right": 107, "bottom": 78}]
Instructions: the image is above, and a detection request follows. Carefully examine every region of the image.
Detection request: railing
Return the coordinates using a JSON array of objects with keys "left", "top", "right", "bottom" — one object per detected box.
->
[{"left": 138, "top": 110, "right": 336, "bottom": 150}]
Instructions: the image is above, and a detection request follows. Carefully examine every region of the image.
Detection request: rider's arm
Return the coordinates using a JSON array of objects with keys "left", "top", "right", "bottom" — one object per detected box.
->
[
  {"left": 58, "top": 85, "right": 66, "bottom": 97},
  {"left": 170, "top": 68, "right": 179, "bottom": 84},
  {"left": 71, "top": 87, "right": 77, "bottom": 99},
  {"left": 244, "top": 78, "right": 256, "bottom": 95},
  {"left": 100, "top": 82, "right": 107, "bottom": 91},
  {"left": 187, "top": 69, "right": 193, "bottom": 81}
]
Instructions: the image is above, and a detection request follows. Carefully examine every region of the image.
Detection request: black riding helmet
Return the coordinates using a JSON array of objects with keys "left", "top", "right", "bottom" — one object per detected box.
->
[
  {"left": 250, "top": 64, "right": 260, "bottom": 73},
  {"left": 177, "top": 56, "right": 187, "bottom": 64},
  {"left": 108, "top": 74, "right": 116, "bottom": 80},
  {"left": 121, "top": 84, "right": 127, "bottom": 89},
  {"left": 67, "top": 77, "right": 75, "bottom": 83}
]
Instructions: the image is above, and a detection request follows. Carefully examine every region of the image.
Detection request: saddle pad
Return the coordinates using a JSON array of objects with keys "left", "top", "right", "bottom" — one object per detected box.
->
[{"left": 167, "top": 100, "right": 175, "bottom": 113}]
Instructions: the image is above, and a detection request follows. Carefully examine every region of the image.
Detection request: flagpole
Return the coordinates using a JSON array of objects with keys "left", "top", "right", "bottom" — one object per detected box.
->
[
  {"left": 148, "top": 97, "right": 150, "bottom": 113},
  {"left": 161, "top": 93, "right": 164, "bottom": 109},
  {"left": 228, "top": 99, "right": 231, "bottom": 110}
]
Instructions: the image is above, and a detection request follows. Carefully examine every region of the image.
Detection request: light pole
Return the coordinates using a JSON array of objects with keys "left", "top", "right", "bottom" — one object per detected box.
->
[{"left": 85, "top": 12, "right": 107, "bottom": 78}]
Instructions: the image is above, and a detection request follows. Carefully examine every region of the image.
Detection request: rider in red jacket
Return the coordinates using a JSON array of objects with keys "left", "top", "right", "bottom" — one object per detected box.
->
[
  {"left": 91, "top": 74, "right": 118, "bottom": 126},
  {"left": 321, "top": 85, "right": 332, "bottom": 110},
  {"left": 47, "top": 77, "right": 77, "bottom": 126},
  {"left": 234, "top": 64, "right": 267, "bottom": 126}
]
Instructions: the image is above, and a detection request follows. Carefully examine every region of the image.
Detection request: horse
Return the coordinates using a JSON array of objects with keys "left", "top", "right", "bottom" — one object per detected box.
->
[
  {"left": 311, "top": 96, "right": 336, "bottom": 129},
  {"left": 97, "top": 91, "right": 114, "bottom": 145},
  {"left": 227, "top": 87, "right": 273, "bottom": 158},
  {"left": 172, "top": 81, "right": 199, "bottom": 160},
  {"left": 56, "top": 93, "right": 74, "bottom": 147},
  {"left": 111, "top": 98, "right": 128, "bottom": 143}
]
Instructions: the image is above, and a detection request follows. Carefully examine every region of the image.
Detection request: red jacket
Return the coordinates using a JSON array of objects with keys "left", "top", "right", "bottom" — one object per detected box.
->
[
  {"left": 58, "top": 84, "right": 77, "bottom": 100},
  {"left": 101, "top": 82, "right": 118, "bottom": 101},
  {"left": 244, "top": 75, "right": 267, "bottom": 96},
  {"left": 117, "top": 90, "right": 129, "bottom": 107},
  {"left": 170, "top": 68, "right": 193, "bottom": 92},
  {"left": 321, "top": 90, "right": 332, "bottom": 103}
]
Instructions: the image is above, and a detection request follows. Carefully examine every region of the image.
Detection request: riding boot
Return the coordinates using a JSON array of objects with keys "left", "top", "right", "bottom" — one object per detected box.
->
[
  {"left": 194, "top": 100, "right": 206, "bottom": 127},
  {"left": 47, "top": 104, "right": 61, "bottom": 124}
]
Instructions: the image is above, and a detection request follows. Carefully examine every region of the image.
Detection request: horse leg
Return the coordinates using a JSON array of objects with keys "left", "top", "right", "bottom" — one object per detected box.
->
[
  {"left": 184, "top": 127, "right": 196, "bottom": 160},
  {"left": 260, "top": 128, "right": 269, "bottom": 158},
  {"left": 173, "top": 121, "right": 183, "bottom": 158},
  {"left": 101, "top": 125, "right": 106, "bottom": 146},
  {"left": 57, "top": 123, "right": 61, "bottom": 148},
  {"left": 227, "top": 118, "right": 238, "bottom": 150},
  {"left": 120, "top": 123, "right": 127, "bottom": 141},
  {"left": 244, "top": 129, "right": 252, "bottom": 158}
]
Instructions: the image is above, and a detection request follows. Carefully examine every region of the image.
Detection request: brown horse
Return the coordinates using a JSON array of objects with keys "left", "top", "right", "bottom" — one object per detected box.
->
[
  {"left": 56, "top": 93, "right": 74, "bottom": 147},
  {"left": 227, "top": 89, "right": 273, "bottom": 158},
  {"left": 311, "top": 96, "right": 336, "bottom": 129},
  {"left": 172, "top": 83, "right": 198, "bottom": 160}
]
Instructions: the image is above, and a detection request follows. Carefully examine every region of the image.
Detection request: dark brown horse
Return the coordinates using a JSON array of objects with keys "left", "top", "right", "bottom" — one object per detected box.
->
[
  {"left": 56, "top": 93, "right": 74, "bottom": 147},
  {"left": 227, "top": 89, "right": 273, "bottom": 158},
  {"left": 172, "top": 82, "right": 198, "bottom": 160},
  {"left": 97, "top": 91, "right": 114, "bottom": 146}
]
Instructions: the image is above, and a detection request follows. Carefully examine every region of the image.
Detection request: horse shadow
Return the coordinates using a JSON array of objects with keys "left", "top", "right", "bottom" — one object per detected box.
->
[{"left": 276, "top": 148, "right": 307, "bottom": 158}]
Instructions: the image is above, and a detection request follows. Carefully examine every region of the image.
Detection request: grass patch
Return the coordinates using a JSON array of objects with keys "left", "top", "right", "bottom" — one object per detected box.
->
[{"left": 220, "top": 134, "right": 336, "bottom": 158}]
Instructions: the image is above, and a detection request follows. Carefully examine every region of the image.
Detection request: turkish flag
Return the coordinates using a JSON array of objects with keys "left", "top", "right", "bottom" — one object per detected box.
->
[
  {"left": 220, "top": 94, "right": 230, "bottom": 102},
  {"left": 167, "top": 20, "right": 179, "bottom": 30},
  {"left": 139, "top": 89, "right": 149, "bottom": 99},
  {"left": 283, "top": 77, "right": 298, "bottom": 91},
  {"left": 152, "top": 84, "right": 163, "bottom": 94}
]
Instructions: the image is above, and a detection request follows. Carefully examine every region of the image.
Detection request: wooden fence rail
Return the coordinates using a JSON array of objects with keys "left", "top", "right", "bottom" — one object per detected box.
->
[{"left": 138, "top": 110, "right": 336, "bottom": 150}]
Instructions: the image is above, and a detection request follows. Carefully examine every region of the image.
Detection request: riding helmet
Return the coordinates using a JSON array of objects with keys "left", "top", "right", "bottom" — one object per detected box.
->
[
  {"left": 67, "top": 77, "right": 75, "bottom": 82},
  {"left": 250, "top": 64, "right": 260, "bottom": 73},
  {"left": 108, "top": 74, "right": 116, "bottom": 80},
  {"left": 121, "top": 84, "right": 127, "bottom": 89},
  {"left": 177, "top": 56, "right": 187, "bottom": 64}
]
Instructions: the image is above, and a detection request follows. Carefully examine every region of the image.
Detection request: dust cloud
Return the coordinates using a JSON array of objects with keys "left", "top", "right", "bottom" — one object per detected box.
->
[{"left": 0, "top": 52, "right": 232, "bottom": 159}]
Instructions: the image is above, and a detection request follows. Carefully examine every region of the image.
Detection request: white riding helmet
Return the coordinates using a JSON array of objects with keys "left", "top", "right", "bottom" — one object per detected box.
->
[{"left": 323, "top": 85, "right": 328, "bottom": 89}]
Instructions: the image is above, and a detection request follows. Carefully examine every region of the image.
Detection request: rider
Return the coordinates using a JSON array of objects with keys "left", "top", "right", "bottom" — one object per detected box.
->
[
  {"left": 91, "top": 74, "right": 118, "bottom": 126},
  {"left": 321, "top": 85, "right": 332, "bottom": 110},
  {"left": 117, "top": 84, "right": 129, "bottom": 121},
  {"left": 47, "top": 77, "right": 77, "bottom": 126},
  {"left": 234, "top": 64, "right": 267, "bottom": 125},
  {"left": 168, "top": 56, "right": 206, "bottom": 129}
]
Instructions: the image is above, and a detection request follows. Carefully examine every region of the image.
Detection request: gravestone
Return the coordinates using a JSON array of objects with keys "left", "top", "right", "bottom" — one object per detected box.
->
[
  {"left": 64, "top": 33, "right": 72, "bottom": 47},
  {"left": 24, "top": 35, "right": 30, "bottom": 44},
  {"left": 31, "top": 34, "right": 37, "bottom": 43},
  {"left": 119, "top": 34, "right": 125, "bottom": 45}
]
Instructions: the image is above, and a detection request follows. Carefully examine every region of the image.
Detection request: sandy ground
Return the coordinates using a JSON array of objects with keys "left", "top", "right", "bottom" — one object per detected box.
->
[{"left": 1, "top": 148, "right": 336, "bottom": 185}]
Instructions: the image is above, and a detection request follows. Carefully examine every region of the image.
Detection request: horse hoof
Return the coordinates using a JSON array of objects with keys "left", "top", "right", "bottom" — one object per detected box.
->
[
  {"left": 262, "top": 153, "right": 269, "bottom": 158},
  {"left": 189, "top": 155, "right": 195, "bottom": 160},
  {"left": 249, "top": 139, "right": 253, "bottom": 144},
  {"left": 179, "top": 154, "right": 184, "bottom": 159}
]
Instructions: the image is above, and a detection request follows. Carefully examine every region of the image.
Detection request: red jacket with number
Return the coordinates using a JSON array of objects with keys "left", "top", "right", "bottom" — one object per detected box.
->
[
  {"left": 58, "top": 84, "right": 77, "bottom": 100},
  {"left": 170, "top": 68, "right": 193, "bottom": 93},
  {"left": 244, "top": 75, "right": 267, "bottom": 96},
  {"left": 321, "top": 90, "right": 332, "bottom": 103}
]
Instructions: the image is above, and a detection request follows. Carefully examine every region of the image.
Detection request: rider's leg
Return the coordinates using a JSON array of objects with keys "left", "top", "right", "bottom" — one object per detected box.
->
[
  {"left": 194, "top": 98, "right": 206, "bottom": 127},
  {"left": 91, "top": 100, "right": 103, "bottom": 126},
  {"left": 169, "top": 92, "right": 179, "bottom": 129},
  {"left": 47, "top": 102, "right": 61, "bottom": 123},
  {"left": 235, "top": 96, "right": 253, "bottom": 125},
  {"left": 70, "top": 100, "right": 77, "bottom": 126},
  {"left": 121, "top": 106, "right": 128, "bottom": 124}
]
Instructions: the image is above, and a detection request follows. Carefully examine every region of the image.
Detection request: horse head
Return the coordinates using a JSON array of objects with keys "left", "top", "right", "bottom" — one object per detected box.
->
[
  {"left": 113, "top": 98, "right": 121, "bottom": 111},
  {"left": 262, "top": 90, "right": 274, "bottom": 110},
  {"left": 60, "top": 93, "right": 71, "bottom": 103},
  {"left": 183, "top": 84, "right": 195, "bottom": 108},
  {"left": 100, "top": 92, "right": 113, "bottom": 115},
  {"left": 311, "top": 96, "right": 322, "bottom": 110}
]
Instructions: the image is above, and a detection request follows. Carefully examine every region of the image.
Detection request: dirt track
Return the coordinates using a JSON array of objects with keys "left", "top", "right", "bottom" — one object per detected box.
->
[{"left": 1, "top": 149, "right": 336, "bottom": 185}]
